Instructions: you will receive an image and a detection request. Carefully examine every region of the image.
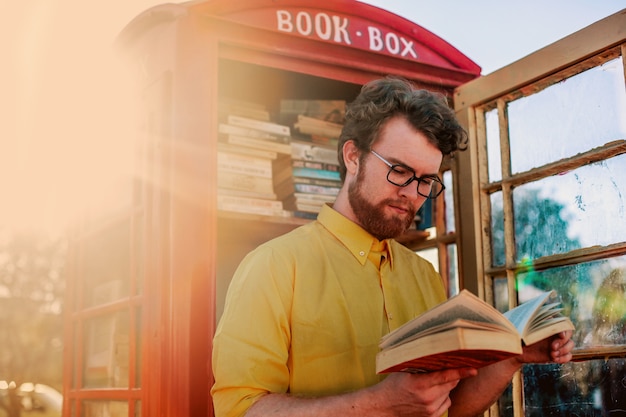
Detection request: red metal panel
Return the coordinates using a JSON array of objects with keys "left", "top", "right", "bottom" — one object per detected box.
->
[{"left": 187, "top": 0, "right": 481, "bottom": 75}]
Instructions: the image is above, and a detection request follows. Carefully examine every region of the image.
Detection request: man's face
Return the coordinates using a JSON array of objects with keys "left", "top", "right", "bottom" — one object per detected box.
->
[{"left": 347, "top": 116, "right": 443, "bottom": 240}]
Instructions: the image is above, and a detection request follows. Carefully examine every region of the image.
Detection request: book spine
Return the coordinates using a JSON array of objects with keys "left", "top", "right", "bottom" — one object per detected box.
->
[
  {"left": 292, "top": 159, "right": 339, "bottom": 172},
  {"left": 219, "top": 123, "right": 290, "bottom": 144},
  {"left": 292, "top": 176, "right": 342, "bottom": 188},
  {"left": 291, "top": 141, "right": 339, "bottom": 165},
  {"left": 294, "top": 183, "right": 340, "bottom": 195},
  {"left": 217, "top": 142, "right": 279, "bottom": 160},
  {"left": 217, "top": 172, "right": 275, "bottom": 194},
  {"left": 297, "top": 114, "right": 344, "bottom": 129},
  {"left": 294, "top": 193, "right": 337, "bottom": 203},
  {"left": 217, "top": 151, "right": 274, "bottom": 178},
  {"left": 217, "top": 194, "right": 285, "bottom": 216},
  {"left": 218, "top": 188, "right": 278, "bottom": 201},
  {"left": 227, "top": 115, "right": 291, "bottom": 137},
  {"left": 292, "top": 167, "right": 341, "bottom": 181},
  {"left": 222, "top": 135, "right": 292, "bottom": 155}
]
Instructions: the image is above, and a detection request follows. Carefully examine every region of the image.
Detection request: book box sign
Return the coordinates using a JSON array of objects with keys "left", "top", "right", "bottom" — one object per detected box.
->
[
  {"left": 276, "top": 10, "right": 418, "bottom": 59},
  {"left": 223, "top": 7, "right": 449, "bottom": 64}
]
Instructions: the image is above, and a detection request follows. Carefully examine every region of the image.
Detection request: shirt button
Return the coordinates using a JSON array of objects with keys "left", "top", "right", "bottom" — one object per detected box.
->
[{"left": 359, "top": 251, "right": 365, "bottom": 256}]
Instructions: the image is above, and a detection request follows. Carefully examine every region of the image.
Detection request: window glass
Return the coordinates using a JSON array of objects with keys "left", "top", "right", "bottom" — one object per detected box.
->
[
  {"left": 447, "top": 244, "right": 459, "bottom": 296},
  {"left": 485, "top": 108, "right": 502, "bottom": 182},
  {"left": 83, "top": 400, "right": 129, "bottom": 417},
  {"left": 493, "top": 277, "right": 509, "bottom": 313},
  {"left": 417, "top": 247, "right": 438, "bottom": 273},
  {"left": 490, "top": 191, "right": 505, "bottom": 266},
  {"left": 82, "top": 219, "right": 131, "bottom": 307},
  {"left": 508, "top": 57, "right": 626, "bottom": 174},
  {"left": 444, "top": 170, "right": 455, "bottom": 233},
  {"left": 83, "top": 311, "right": 130, "bottom": 388},
  {"left": 522, "top": 359, "right": 626, "bottom": 417},
  {"left": 515, "top": 254, "right": 626, "bottom": 349},
  {"left": 513, "top": 154, "right": 626, "bottom": 261}
]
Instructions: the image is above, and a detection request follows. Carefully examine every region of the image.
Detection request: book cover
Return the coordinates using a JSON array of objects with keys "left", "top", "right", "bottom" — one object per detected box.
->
[{"left": 376, "top": 289, "right": 574, "bottom": 374}]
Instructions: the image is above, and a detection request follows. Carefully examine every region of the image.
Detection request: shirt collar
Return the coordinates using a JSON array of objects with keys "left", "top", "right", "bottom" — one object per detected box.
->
[{"left": 317, "top": 204, "right": 393, "bottom": 268}]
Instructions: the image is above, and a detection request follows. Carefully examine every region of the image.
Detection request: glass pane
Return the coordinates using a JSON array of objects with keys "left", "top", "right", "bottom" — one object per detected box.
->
[
  {"left": 83, "top": 311, "right": 130, "bottom": 388},
  {"left": 443, "top": 171, "right": 455, "bottom": 233},
  {"left": 134, "top": 214, "right": 144, "bottom": 296},
  {"left": 446, "top": 244, "right": 459, "bottom": 296},
  {"left": 490, "top": 191, "right": 505, "bottom": 267},
  {"left": 493, "top": 277, "right": 509, "bottom": 313},
  {"left": 416, "top": 198, "right": 432, "bottom": 230},
  {"left": 508, "top": 56, "right": 626, "bottom": 173},
  {"left": 519, "top": 359, "right": 626, "bottom": 417},
  {"left": 514, "top": 154, "right": 626, "bottom": 261},
  {"left": 135, "top": 308, "right": 142, "bottom": 388},
  {"left": 417, "top": 247, "right": 438, "bottom": 273},
  {"left": 485, "top": 108, "right": 502, "bottom": 182},
  {"left": 82, "top": 219, "right": 131, "bottom": 307},
  {"left": 135, "top": 401, "right": 141, "bottom": 417},
  {"left": 83, "top": 400, "right": 129, "bottom": 417},
  {"left": 515, "top": 254, "right": 626, "bottom": 349}
]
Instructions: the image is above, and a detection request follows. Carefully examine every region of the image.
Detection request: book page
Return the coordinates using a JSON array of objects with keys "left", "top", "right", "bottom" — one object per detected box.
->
[
  {"left": 380, "top": 290, "right": 516, "bottom": 349},
  {"left": 502, "top": 291, "right": 555, "bottom": 336}
]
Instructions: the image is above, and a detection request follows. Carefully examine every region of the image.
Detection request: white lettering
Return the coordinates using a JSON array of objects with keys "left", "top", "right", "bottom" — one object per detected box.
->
[
  {"left": 332, "top": 16, "right": 351, "bottom": 44},
  {"left": 401, "top": 38, "right": 417, "bottom": 58},
  {"left": 368, "top": 26, "right": 384, "bottom": 51},
  {"left": 385, "top": 32, "right": 400, "bottom": 55},
  {"left": 276, "top": 10, "right": 352, "bottom": 45},
  {"left": 276, "top": 10, "right": 293, "bottom": 32},
  {"left": 296, "top": 12, "right": 312, "bottom": 36},
  {"left": 315, "top": 13, "right": 332, "bottom": 40}
]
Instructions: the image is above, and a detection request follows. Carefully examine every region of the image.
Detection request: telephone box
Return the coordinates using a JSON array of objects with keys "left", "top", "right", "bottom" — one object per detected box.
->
[{"left": 63, "top": 1, "right": 480, "bottom": 416}]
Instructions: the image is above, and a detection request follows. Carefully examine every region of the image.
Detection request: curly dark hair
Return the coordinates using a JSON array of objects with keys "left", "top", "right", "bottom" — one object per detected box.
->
[{"left": 338, "top": 77, "right": 467, "bottom": 181}]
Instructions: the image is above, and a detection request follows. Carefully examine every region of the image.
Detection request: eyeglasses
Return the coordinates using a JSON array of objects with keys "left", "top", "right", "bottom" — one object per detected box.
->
[{"left": 370, "top": 150, "right": 445, "bottom": 199}]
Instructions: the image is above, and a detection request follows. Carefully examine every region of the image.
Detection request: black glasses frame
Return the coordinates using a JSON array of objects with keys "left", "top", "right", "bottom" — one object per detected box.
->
[{"left": 370, "top": 150, "right": 445, "bottom": 199}]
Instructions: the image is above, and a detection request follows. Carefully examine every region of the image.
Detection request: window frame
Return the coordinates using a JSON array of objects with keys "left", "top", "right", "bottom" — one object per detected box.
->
[{"left": 454, "top": 11, "right": 626, "bottom": 417}]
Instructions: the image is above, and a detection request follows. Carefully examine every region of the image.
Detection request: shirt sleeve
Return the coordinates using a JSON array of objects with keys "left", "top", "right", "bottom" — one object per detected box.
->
[{"left": 211, "top": 244, "right": 294, "bottom": 417}]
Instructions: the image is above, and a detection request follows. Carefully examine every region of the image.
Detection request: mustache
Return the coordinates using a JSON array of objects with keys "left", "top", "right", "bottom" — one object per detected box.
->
[{"left": 381, "top": 198, "right": 417, "bottom": 215}]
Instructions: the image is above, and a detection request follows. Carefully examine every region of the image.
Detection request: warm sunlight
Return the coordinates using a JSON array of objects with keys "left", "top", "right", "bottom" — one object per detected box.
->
[{"left": 1, "top": 1, "right": 140, "bottom": 237}]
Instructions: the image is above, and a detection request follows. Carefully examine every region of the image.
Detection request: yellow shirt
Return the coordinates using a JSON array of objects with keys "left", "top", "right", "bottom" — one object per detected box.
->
[{"left": 211, "top": 204, "right": 446, "bottom": 417}]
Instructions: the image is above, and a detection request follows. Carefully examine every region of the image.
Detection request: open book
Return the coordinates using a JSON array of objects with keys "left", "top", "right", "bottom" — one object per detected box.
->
[{"left": 376, "top": 289, "right": 574, "bottom": 374}]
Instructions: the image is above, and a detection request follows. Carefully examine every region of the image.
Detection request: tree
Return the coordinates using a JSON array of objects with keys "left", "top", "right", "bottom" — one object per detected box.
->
[{"left": 0, "top": 230, "right": 66, "bottom": 417}]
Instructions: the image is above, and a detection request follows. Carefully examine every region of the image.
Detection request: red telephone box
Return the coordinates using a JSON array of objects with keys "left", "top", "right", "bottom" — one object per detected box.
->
[{"left": 63, "top": 1, "right": 480, "bottom": 416}]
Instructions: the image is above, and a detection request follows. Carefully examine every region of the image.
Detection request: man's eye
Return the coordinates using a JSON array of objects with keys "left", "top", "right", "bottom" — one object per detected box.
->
[{"left": 391, "top": 165, "right": 411, "bottom": 176}]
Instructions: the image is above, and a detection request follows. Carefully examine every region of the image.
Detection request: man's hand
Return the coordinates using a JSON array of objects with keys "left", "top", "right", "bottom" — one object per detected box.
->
[
  {"left": 370, "top": 368, "right": 478, "bottom": 417},
  {"left": 517, "top": 330, "right": 575, "bottom": 365}
]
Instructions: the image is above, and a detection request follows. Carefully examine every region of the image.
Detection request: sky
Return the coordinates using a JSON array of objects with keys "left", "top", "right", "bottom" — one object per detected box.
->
[{"left": 0, "top": 0, "right": 624, "bottom": 236}]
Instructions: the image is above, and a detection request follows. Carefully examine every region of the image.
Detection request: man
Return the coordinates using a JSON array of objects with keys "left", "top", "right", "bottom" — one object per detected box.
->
[{"left": 211, "top": 77, "right": 574, "bottom": 417}]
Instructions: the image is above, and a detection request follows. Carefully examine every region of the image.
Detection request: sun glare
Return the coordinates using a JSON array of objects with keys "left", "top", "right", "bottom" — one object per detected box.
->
[{"left": 2, "top": 1, "right": 139, "bottom": 237}]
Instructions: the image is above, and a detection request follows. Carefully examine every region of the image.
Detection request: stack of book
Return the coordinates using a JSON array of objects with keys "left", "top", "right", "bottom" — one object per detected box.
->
[
  {"left": 280, "top": 99, "right": 345, "bottom": 148},
  {"left": 217, "top": 99, "right": 295, "bottom": 216},
  {"left": 290, "top": 139, "right": 341, "bottom": 216},
  {"left": 279, "top": 99, "right": 345, "bottom": 217}
]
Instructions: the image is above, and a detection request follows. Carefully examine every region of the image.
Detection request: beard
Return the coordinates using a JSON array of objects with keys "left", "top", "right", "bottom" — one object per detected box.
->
[{"left": 348, "top": 169, "right": 417, "bottom": 240}]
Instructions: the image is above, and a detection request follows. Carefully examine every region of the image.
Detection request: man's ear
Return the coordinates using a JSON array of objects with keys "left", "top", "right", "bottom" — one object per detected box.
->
[{"left": 342, "top": 140, "right": 360, "bottom": 175}]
